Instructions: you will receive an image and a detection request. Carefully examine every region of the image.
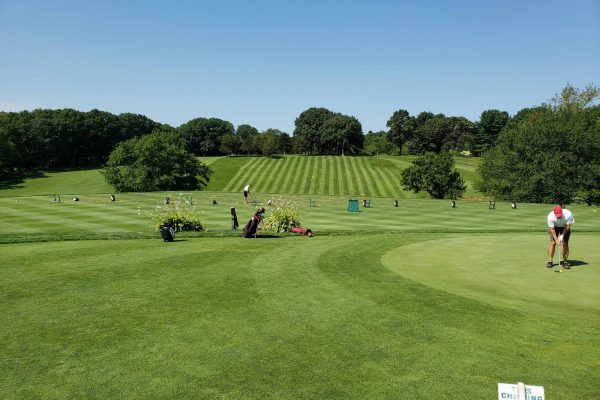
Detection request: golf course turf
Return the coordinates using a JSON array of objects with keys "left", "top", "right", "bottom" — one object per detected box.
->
[{"left": 1, "top": 159, "right": 599, "bottom": 399}]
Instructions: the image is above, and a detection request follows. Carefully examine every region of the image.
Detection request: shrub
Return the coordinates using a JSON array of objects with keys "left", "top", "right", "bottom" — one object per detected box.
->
[
  {"left": 103, "top": 130, "right": 211, "bottom": 192},
  {"left": 401, "top": 152, "right": 467, "bottom": 199},
  {"left": 149, "top": 194, "right": 204, "bottom": 232},
  {"left": 262, "top": 197, "right": 300, "bottom": 233}
]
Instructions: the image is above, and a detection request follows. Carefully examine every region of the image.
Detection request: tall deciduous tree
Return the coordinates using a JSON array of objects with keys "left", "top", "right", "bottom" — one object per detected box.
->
[
  {"left": 408, "top": 116, "right": 476, "bottom": 154},
  {"left": 386, "top": 109, "right": 414, "bottom": 153},
  {"left": 364, "top": 130, "right": 396, "bottom": 155},
  {"left": 237, "top": 124, "right": 260, "bottom": 155},
  {"left": 178, "top": 117, "right": 234, "bottom": 156},
  {"left": 0, "top": 109, "right": 162, "bottom": 169},
  {"left": 477, "top": 84, "right": 600, "bottom": 204},
  {"left": 103, "top": 130, "right": 211, "bottom": 192},
  {"left": 401, "top": 152, "right": 466, "bottom": 199},
  {"left": 320, "top": 114, "right": 363, "bottom": 156},
  {"left": 259, "top": 129, "right": 289, "bottom": 157},
  {"left": 219, "top": 134, "right": 241, "bottom": 155},
  {"left": 0, "top": 124, "right": 18, "bottom": 177},
  {"left": 547, "top": 83, "right": 599, "bottom": 113},
  {"left": 408, "top": 116, "right": 450, "bottom": 154},
  {"left": 293, "top": 107, "right": 335, "bottom": 155},
  {"left": 473, "top": 109, "right": 509, "bottom": 155}
]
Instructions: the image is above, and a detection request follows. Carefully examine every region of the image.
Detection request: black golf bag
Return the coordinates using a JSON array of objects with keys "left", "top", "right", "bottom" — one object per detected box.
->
[
  {"left": 161, "top": 223, "right": 175, "bottom": 242},
  {"left": 242, "top": 208, "right": 265, "bottom": 238},
  {"left": 242, "top": 217, "right": 259, "bottom": 238}
]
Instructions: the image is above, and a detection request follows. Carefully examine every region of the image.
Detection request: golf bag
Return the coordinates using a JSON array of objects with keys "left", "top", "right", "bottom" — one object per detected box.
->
[
  {"left": 161, "top": 223, "right": 175, "bottom": 242},
  {"left": 242, "top": 216, "right": 259, "bottom": 238}
]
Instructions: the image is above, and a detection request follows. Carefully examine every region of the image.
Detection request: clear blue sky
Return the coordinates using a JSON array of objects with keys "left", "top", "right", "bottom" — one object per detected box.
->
[{"left": 1, "top": 0, "right": 599, "bottom": 134}]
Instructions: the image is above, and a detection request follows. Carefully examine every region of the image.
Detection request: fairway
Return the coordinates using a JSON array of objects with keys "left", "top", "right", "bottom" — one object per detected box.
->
[
  {"left": 1, "top": 164, "right": 600, "bottom": 399},
  {"left": 2, "top": 234, "right": 599, "bottom": 399}
]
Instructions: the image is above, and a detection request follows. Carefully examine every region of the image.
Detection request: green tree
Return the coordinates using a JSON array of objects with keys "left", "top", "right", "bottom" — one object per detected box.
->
[
  {"left": 473, "top": 109, "right": 509, "bottom": 155},
  {"left": 259, "top": 129, "right": 288, "bottom": 157},
  {"left": 103, "top": 130, "right": 211, "bottom": 192},
  {"left": 414, "top": 111, "right": 438, "bottom": 130},
  {"left": 0, "top": 125, "right": 18, "bottom": 177},
  {"left": 401, "top": 152, "right": 467, "bottom": 199},
  {"left": 178, "top": 117, "right": 234, "bottom": 156},
  {"left": 407, "top": 116, "right": 476, "bottom": 155},
  {"left": 407, "top": 116, "right": 449, "bottom": 154},
  {"left": 479, "top": 109, "right": 509, "bottom": 143},
  {"left": 219, "top": 134, "right": 241, "bottom": 155},
  {"left": 547, "top": 83, "right": 599, "bottom": 113},
  {"left": 386, "top": 109, "right": 414, "bottom": 153},
  {"left": 477, "top": 85, "right": 600, "bottom": 204},
  {"left": 237, "top": 124, "right": 260, "bottom": 155},
  {"left": 293, "top": 107, "right": 335, "bottom": 155},
  {"left": 320, "top": 114, "right": 363, "bottom": 155},
  {"left": 364, "top": 130, "right": 397, "bottom": 155},
  {"left": 118, "top": 113, "right": 163, "bottom": 140}
]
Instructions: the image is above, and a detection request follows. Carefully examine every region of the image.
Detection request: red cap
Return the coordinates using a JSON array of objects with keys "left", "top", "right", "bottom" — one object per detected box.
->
[{"left": 553, "top": 205, "right": 563, "bottom": 218}]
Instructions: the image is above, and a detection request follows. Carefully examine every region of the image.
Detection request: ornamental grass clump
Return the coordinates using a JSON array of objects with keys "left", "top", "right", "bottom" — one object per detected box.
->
[
  {"left": 149, "top": 194, "right": 204, "bottom": 232},
  {"left": 262, "top": 197, "right": 300, "bottom": 233}
]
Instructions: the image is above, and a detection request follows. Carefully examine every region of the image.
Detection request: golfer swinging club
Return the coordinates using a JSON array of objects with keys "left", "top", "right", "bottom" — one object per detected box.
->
[{"left": 546, "top": 205, "right": 574, "bottom": 269}]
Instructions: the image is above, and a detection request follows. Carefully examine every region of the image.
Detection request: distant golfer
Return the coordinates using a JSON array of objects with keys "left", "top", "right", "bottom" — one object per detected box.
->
[
  {"left": 243, "top": 184, "right": 250, "bottom": 204},
  {"left": 546, "top": 205, "right": 574, "bottom": 269}
]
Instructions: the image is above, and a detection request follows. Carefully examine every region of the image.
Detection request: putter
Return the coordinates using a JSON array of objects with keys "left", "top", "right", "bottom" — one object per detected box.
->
[{"left": 555, "top": 235, "right": 563, "bottom": 273}]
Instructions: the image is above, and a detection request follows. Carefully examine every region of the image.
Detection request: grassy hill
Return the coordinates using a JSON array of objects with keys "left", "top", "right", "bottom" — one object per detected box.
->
[
  {"left": 0, "top": 169, "right": 112, "bottom": 197},
  {"left": 1, "top": 155, "right": 483, "bottom": 199},
  {"left": 206, "top": 155, "right": 482, "bottom": 198}
]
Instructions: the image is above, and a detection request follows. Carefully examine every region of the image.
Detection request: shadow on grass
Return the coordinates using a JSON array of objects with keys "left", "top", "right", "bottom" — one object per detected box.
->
[
  {"left": 254, "top": 234, "right": 285, "bottom": 239},
  {"left": 0, "top": 171, "right": 48, "bottom": 190},
  {"left": 567, "top": 260, "right": 588, "bottom": 267}
]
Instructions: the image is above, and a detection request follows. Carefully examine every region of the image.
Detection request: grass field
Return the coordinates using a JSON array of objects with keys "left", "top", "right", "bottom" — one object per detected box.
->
[
  {"left": 205, "top": 155, "right": 482, "bottom": 198},
  {"left": 0, "top": 155, "right": 481, "bottom": 199},
  {"left": 1, "top": 158, "right": 599, "bottom": 399}
]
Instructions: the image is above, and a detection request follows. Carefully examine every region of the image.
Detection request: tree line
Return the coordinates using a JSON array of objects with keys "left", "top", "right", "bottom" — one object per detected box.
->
[
  {"left": 365, "top": 108, "right": 509, "bottom": 157},
  {"left": 1, "top": 84, "right": 598, "bottom": 203},
  {"left": 0, "top": 110, "right": 292, "bottom": 173},
  {"left": 0, "top": 105, "right": 510, "bottom": 174}
]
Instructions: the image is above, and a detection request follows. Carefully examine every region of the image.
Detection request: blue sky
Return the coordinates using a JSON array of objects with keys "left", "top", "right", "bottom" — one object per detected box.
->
[{"left": 1, "top": 0, "right": 599, "bottom": 133}]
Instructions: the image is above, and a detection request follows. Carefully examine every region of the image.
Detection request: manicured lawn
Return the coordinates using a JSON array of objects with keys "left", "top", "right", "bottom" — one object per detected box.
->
[
  {"left": 1, "top": 192, "right": 599, "bottom": 242},
  {"left": 1, "top": 163, "right": 599, "bottom": 399},
  {"left": 198, "top": 155, "right": 482, "bottom": 199},
  {"left": 2, "top": 233, "right": 599, "bottom": 399},
  {"left": 0, "top": 155, "right": 483, "bottom": 199},
  {"left": 0, "top": 169, "right": 112, "bottom": 198}
]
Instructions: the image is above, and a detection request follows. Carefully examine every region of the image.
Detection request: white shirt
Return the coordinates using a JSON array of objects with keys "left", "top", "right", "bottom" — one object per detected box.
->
[
  {"left": 547, "top": 209, "right": 574, "bottom": 228},
  {"left": 243, "top": 185, "right": 250, "bottom": 192}
]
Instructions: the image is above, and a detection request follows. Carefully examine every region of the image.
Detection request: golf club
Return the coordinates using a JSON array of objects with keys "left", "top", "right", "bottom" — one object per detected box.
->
[{"left": 556, "top": 234, "right": 563, "bottom": 273}]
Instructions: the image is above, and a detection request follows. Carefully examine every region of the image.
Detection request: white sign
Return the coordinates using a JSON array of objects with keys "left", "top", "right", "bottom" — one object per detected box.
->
[{"left": 498, "top": 382, "right": 545, "bottom": 400}]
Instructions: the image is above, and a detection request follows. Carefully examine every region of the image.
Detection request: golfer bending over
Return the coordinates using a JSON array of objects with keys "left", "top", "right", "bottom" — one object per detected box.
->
[
  {"left": 546, "top": 205, "right": 574, "bottom": 269},
  {"left": 243, "top": 184, "right": 250, "bottom": 204}
]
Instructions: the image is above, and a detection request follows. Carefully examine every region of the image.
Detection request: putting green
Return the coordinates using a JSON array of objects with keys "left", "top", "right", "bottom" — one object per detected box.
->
[{"left": 381, "top": 233, "right": 600, "bottom": 319}]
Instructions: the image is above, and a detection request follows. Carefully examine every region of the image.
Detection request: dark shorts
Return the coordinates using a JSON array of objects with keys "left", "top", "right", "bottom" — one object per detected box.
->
[
  {"left": 243, "top": 190, "right": 248, "bottom": 198},
  {"left": 548, "top": 226, "right": 571, "bottom": 243}
]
